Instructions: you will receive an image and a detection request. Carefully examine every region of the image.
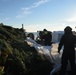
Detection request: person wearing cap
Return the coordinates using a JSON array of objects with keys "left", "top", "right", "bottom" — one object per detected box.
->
[{"left": 58, "top": 26, "right": 76, "bottom": 75}]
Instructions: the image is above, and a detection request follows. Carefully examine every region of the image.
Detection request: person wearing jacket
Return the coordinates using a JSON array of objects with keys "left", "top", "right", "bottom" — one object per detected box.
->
[{"left": 58, "top": 26, "right": 76, "bottom": 75}]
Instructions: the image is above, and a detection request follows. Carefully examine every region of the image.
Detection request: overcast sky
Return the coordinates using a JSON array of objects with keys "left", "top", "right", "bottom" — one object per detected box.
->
[{"left": 0, "top": 0, "right": 76, "bottom": 32}]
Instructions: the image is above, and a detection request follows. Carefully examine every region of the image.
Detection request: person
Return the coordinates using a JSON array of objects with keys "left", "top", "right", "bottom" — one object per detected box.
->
[
  {"left": 58, "top": 26, "right": 76, "bottom": 75},
  {"left": 42, "top": 29, "right": 52, "bottom": 46}
]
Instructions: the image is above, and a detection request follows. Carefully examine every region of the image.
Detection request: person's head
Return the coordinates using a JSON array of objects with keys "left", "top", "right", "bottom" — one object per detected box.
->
[
  {"left": 43, "top": 29, "right": 48, "bottom": 34},
  {"left": 43, "top": 29, "right": 47, "bottom": 31},
  {"left": 64, "top": 26, "right": 72, "bottom": 34}
]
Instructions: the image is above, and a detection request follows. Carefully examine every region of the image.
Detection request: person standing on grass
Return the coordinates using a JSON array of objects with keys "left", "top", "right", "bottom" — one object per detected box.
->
[{"left": 58, "top": 26, "right": 76, "bottom": 75}]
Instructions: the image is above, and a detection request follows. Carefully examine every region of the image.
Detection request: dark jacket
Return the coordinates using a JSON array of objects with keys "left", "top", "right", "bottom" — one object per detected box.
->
[
  {"left": 58, "top": 32, "right": 76, "bottom": 53},
  {"left": 58, "top": 26, "right": 76, "bottom": 75}
]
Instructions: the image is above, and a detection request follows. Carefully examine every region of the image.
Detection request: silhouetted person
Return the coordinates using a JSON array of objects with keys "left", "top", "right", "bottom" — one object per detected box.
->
[
  {"left": 58, "top": 26, "right": 76, "bottom": 75},
  {"left": 42, "top": 29, "right": 52, "bottom": 46}
]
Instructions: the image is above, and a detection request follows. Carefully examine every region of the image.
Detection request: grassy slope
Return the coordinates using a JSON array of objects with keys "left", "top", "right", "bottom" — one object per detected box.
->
[{"left": 0, "top": 23, "right": 53, "bottom": 75}]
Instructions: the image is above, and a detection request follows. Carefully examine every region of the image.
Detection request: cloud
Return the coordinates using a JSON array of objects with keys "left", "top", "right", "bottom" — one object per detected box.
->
[
  {"left": 32, "top": 0, "right": 49, "bottom": 8},
  {"left": 57, "top": 15, "right": 76, "bottom": 31},
  {"left": 16, "top": 15, "right": 25, "bottom": 18},
  {"left": 24, "top": 23, "right": 66, "bottom": 32},
  {"left": 22, "top": 0, "right": 49, "bottom": 10},
  {"left": 66, "top": 16, "right": 76, "bottom": 22},
  {"left": 16, "top": 10, "right": 31, "bottom": 18},
  {"left": 22, "top": 9, "right": 31, "bottom": 15},
  {"left": 16, "top": 0, "right": 50, "bottom": 18},
  {"left": 25, "top": 24, "right": 40, "bottom": 32}
]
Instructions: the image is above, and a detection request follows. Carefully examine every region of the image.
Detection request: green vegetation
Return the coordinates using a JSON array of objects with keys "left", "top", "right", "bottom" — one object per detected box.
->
[{"left": 0, "top": 23, "right": 53, "bottom": 75}]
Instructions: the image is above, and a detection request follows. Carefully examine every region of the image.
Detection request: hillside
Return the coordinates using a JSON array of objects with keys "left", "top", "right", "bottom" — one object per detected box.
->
[{"left": 0, "top": 23, "right": 53, "bottom": 75}]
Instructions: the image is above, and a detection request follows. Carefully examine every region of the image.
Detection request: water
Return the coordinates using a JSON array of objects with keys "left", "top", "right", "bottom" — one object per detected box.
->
[{"left": 33, "top": 32, "right": 38, "bottom": 39}]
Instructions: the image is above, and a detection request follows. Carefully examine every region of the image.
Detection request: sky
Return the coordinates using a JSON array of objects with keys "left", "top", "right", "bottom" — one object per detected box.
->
[{"left": 0, "top": 0, "right": 76, "bottom": 32}]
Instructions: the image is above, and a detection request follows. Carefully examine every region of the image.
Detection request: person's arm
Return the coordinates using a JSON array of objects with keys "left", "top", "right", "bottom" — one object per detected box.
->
[
  {"left": 74, "top": 35, "right": 76, "bottom": 47},
  {"left": 58, "top": 35, "right": 64, "bottom": 53}
]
